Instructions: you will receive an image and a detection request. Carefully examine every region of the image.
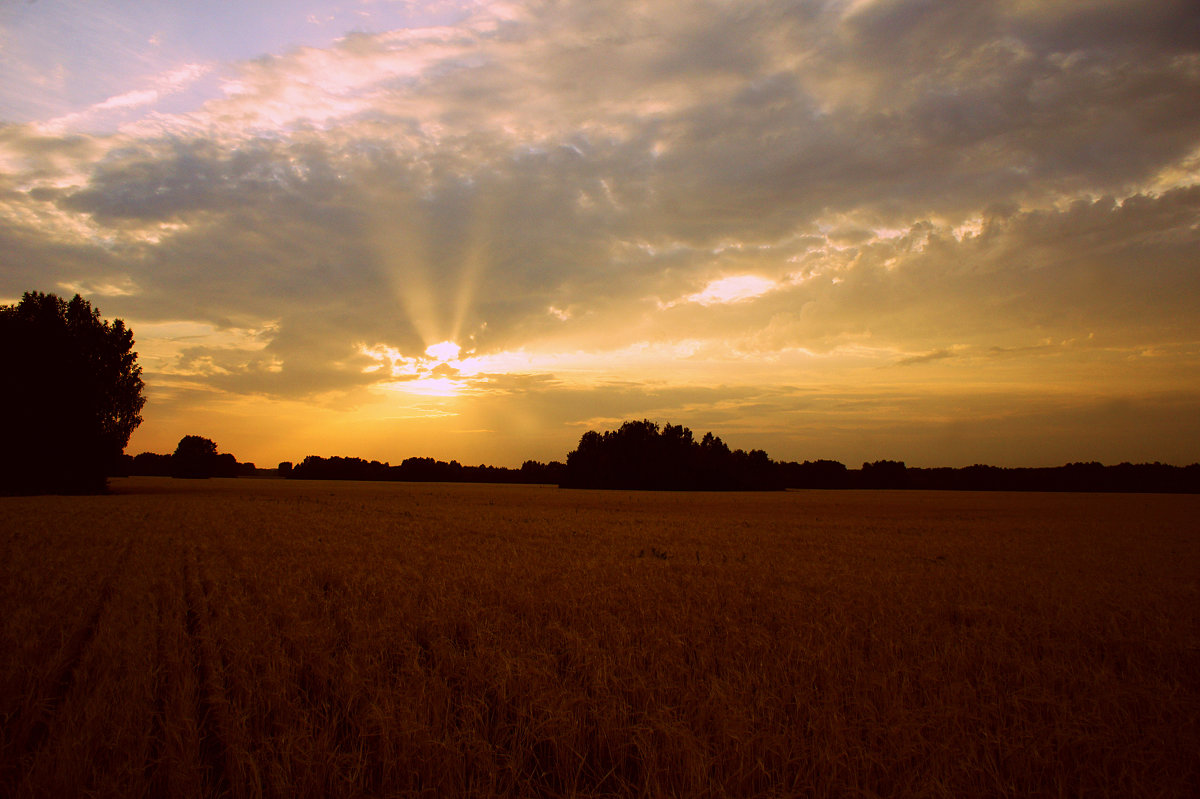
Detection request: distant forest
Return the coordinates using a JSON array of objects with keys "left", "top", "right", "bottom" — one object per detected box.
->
[{"left": 119, "top": 421, "right": 1200, "bottom": 493}]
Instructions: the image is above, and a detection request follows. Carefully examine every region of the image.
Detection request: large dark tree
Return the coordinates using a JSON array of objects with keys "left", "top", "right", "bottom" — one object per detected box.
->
[{"left": 0, "top": 291, "right": 145, "bottom": 493}]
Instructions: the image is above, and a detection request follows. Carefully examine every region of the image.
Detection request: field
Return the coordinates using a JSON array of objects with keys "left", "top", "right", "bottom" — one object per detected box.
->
[{"left": 1, "top": 479, "right": 1198, "bottom": 798}]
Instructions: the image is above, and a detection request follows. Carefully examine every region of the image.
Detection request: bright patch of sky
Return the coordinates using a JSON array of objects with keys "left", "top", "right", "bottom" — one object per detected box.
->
[{"left": 684, "top": 275, "right": 777, "bottom": 307}]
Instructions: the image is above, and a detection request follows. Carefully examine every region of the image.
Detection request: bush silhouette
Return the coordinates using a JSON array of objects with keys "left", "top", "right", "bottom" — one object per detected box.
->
[{"left": 0, "top": 292, "right": 145, "bottom": 494}]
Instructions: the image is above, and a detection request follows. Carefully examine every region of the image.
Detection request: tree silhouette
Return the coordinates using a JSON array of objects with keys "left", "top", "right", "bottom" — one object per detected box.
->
[
  {"left": 561, "top": 420, "right": 784, "bottom": 490},
  {"left": 131, "top": 452, "right": 173, "bottom": 476},
  {"left": 860, "top": 459, "right": 909, "bottom": 489},
  {"left": 0, "top": 291, "right": 145, "bottom": 494},
  {"left": 172, "top": 435, "right": 220, "bottom": 479}
]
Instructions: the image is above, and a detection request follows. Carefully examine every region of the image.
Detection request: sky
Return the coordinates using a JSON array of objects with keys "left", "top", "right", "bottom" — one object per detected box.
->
[{"left": 2, "top": 0, "right": 1199, "bottom": 469}]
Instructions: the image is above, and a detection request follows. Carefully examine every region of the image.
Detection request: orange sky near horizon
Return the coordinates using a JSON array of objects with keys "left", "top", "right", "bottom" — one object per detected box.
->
[{"left": 2, "top": 1, "right": 1199, "bottom": 468}]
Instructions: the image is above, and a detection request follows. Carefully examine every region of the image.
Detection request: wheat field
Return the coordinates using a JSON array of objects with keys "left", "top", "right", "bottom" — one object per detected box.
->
[{"left": 1, "top": 478, "right": 1197, "bottom": 797}]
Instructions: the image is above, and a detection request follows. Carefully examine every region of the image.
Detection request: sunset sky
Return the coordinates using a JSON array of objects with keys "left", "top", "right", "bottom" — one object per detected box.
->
[{"left": 2, "top": 1, "right": 1198, "bottom": 468}]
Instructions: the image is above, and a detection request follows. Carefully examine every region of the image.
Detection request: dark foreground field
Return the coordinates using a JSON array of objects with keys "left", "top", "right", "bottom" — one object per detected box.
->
[{"left": 1, "top": 479, "right": 1198, "bottom": 797}]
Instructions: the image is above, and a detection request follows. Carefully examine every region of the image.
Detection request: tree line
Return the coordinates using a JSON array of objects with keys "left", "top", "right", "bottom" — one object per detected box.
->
[
  {"left": 280, "top": 456, "right": 566, "bottom": 485},
  {"left": 780, "top": 458, "right": 1200, "bottom": 493},
  {"left": 269, "top": 421, "right": 1200, "bottom": 493}
]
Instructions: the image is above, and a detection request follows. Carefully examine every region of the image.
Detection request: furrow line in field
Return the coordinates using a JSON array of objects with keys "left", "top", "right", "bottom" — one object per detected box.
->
[
  {"left": 0, "top": 537, "right": 134, "bottom": 787},
  {"left": 143, "top": 583, "right": 169, "bottom": 793},
  {"left": 183, "top": 545, "right": 246, "bottom": 799},
  {"left": 144, "top": 541, "right": 211, "bottom": 796},
  {"left": 144, "top": 542, "right": 191, "bottom": 798}
]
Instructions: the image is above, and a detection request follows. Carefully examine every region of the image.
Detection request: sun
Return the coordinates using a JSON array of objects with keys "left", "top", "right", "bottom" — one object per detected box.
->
[
  {"left": 425, "top": 341, "right": 461, "bottom": 362},
  {"left": 361, "top": 340, "right": 471, "bottom": 398}
]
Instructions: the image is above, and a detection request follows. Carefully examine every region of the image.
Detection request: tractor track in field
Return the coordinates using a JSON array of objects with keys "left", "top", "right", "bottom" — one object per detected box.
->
[
  {"left": 0, "top": 538, "right": 134, "bottom": 789},
  {"left": 143, "top": 585, "right": 170, "bottom": 795},
  {"left": 183, "top": 545, "right": 242, "bottom": 799}
]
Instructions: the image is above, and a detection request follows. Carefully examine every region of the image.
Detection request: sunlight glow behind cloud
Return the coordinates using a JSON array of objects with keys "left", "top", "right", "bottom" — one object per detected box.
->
[
  {"left": 425, "top": 340, "right": 462, "bottom": 362},
  {"left": 682, "top": 276, "right": 778, "bottom": 307},
  {"left": 382, "top": 376, "right": 462, "bottom": 398}
]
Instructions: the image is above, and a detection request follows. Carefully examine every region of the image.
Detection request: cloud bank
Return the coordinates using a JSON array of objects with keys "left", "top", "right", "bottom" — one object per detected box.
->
[{"left": 2, "top": 0, "right": 1198, "bottom": 465}]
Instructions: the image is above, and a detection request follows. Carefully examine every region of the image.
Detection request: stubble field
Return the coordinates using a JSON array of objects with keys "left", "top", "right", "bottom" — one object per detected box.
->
[{"left": 1, "top": 478, "right": 1198, "bottom": 797}]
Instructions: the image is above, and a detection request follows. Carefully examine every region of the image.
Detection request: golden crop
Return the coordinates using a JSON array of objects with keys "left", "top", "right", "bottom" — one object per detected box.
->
[{"left": 2, "top": 478, "right": 1197, "bottom": 797}]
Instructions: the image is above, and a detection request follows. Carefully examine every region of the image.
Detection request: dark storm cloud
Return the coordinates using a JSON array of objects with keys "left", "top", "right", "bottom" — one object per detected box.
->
[{"left": 798, "top": 0, "right": 1200, "bottom": 206}]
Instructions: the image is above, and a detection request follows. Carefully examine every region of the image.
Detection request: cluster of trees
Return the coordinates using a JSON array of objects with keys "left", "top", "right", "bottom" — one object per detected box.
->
[
  {"left": 1, "top": 292, "right": 144, "bottom": 494},
  {"left": 0, "top": 291, "right": 250, "bottom": 491},
  {"left": 561, "top": 420, "right": 782, "bottom": 490},
  {"left": 284, "top": 455, "right": 565, "bottom": 485},
  {"left": 1, "top": 290, "right": 264, "bottom": 492},
  {"left": 118, "top": 436, "right": 254, "bottom": 479}
]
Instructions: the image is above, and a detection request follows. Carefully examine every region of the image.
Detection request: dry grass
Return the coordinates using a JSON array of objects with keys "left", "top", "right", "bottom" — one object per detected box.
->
[{"left": 2, "top": 478, "right": 1198, "bottom": 797}]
